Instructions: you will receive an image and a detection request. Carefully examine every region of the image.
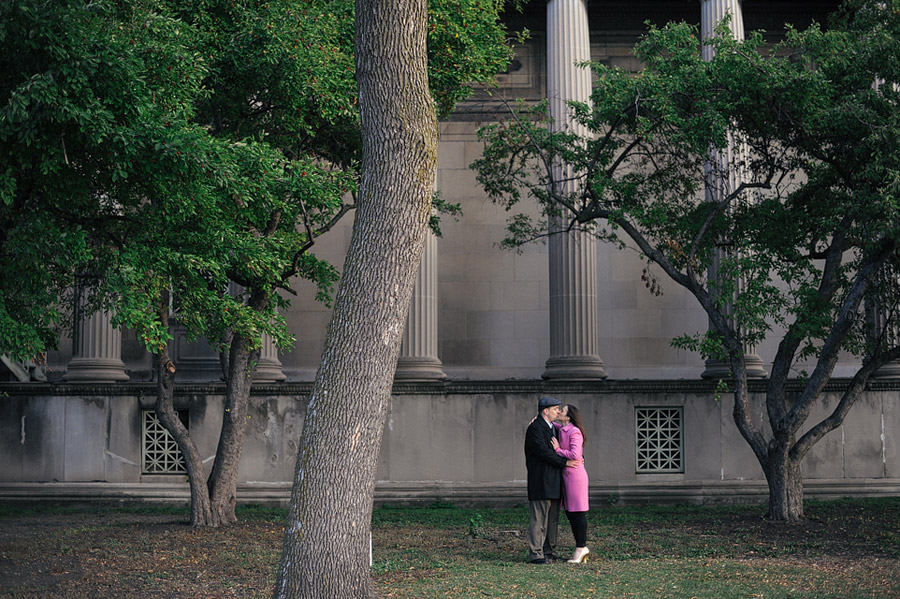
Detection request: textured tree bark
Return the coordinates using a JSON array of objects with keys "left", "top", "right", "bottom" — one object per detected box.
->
[
  {"left": 206, "top": 331, "right": 261, "bottom": 527},
  {"left": 152, "top": 293, "right": 214, "bottom": 527},
  {"left": 764, "top": 448, "right": 805, "bottom": 522},
  {"left": 272, "top": 0, "right": 438, "bottom": 594},
  {"left": 732, "top": 358, "right": 807, "bottom": 522},
  {"left": 154, "top": 290, "right": 263, "bottom": 528}
]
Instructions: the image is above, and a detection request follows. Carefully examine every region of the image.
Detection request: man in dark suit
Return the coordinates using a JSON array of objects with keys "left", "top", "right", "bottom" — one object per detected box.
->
[{"left": 524, "top": 395, "right": 578, "bottom": 563}]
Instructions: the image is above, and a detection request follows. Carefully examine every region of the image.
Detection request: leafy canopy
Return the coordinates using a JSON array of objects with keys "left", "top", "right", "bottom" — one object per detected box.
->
[
  {"left": 0, "top": 0, "right": 516, "bottom": 361},
  {"left": 473, "top": 1, "right": 900, "bottom": 371}
]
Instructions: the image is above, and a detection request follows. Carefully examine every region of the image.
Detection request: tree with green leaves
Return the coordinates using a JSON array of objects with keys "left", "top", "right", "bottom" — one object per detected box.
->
[
  {"left": 158, "top": 0, "right": 512, "bottom": 528},
  {"left": 145, "top": 0, "right": 358, "bottom": 527},
  {"left": 473, "top": 0, "right": 900, "bottom": 521},
  {"left": 0, "top": 0, "right": 206, "bottom": 362},
  {"left": 2, "top": 0, "right": 514, "bottom": 528},
  {"left": 1, "top": 0, "right": 350, "bottom": 526}
]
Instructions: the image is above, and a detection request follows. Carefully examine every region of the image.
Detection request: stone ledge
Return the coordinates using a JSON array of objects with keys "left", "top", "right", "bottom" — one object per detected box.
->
[
  {"left": 1, "top": 479, "right": 898, "bottom": 509},
  {"left": 3, "top": 378, "right": 898, "bottom": 397}
]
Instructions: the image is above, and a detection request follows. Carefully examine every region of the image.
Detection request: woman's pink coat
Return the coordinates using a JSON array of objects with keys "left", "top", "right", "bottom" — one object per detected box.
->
[{"left": 555, "top": 423, "right": 589, "bottom": 512}]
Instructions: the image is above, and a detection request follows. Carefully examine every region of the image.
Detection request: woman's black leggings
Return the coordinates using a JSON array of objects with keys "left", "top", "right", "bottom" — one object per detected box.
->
[{"left": 565, "top": 510, "right": 588, "bottom": 547}]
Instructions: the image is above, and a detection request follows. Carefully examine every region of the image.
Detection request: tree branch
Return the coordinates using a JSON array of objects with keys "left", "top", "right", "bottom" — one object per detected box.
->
[
  {"left": 792, "top": 343, "right": 900, "bottom": 462},
  {"left": 766, "top": 214, "right": 855, "bottom": 427},
  {"left": 782, "top": 239, "right": 894, "bottom": 438}
]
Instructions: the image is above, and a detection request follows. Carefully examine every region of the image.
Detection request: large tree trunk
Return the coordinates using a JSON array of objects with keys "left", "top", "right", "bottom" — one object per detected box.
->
[
  {"left": 272, "top": 0, "right": 438, "bottom": 594},
  {"left": 764, "top": 445, "right": 805, "bottom": 521},
  {"left": 732, "top": 373, "right": 806, "bottom": 522}
]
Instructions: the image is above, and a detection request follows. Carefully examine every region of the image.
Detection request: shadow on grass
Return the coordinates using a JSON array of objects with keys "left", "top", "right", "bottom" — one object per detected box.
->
[{"left": 0, "top": 497, "right": 898, "bottom": 598}]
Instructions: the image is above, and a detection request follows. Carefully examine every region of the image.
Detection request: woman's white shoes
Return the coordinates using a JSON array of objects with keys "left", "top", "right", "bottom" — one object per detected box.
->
[{"left": 567, "top": 547, "right": 590, "bottom": 563}]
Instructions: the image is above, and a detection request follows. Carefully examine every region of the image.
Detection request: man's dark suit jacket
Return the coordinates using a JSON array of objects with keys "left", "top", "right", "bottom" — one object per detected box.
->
[{"left": 524, "top": 417, "right": 567, "bottom": 501}]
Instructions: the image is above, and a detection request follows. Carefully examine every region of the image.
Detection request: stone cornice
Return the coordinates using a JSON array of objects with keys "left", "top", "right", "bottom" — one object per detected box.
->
[
  {"left": 502, "top": 1, "right": 840, "bottom": 36},
  {"left": 3, "top": 377, "right": 899, "bottom": 397}
]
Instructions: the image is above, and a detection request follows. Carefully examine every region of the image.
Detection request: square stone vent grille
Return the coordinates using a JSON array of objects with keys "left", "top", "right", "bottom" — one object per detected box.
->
[
  {"left": 635, "top": 406, "right": 684, "bottom": 474},
  {"left": 141, "top": 410, "right": 187, "bottom": 475}
]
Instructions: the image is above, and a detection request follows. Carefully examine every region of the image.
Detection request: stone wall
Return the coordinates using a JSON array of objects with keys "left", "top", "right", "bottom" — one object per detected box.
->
[{"left": 2, "top": 380, "right": 898, "bottom": 506}]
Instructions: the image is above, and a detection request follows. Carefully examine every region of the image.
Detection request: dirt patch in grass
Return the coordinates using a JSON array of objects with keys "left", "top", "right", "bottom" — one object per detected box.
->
[
  {"left": 0, "top": 511, "right": 283, "bottom": 599},
  {"left": 612, "top": 499, "right": 900, "bottom": 560},
  {"left": 1, "top": 499, "right": 898, "bottom": 598}
]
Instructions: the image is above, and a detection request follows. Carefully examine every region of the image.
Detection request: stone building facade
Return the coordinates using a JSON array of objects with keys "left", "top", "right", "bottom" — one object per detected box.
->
[{"left": 3, "top": 0, "right": 900, "bottom": 506}]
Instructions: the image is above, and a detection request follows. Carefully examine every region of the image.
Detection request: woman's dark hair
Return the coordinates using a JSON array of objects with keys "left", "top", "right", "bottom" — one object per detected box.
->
[{"left": 565, "top": 404, "right": 587, "bottom": 448}]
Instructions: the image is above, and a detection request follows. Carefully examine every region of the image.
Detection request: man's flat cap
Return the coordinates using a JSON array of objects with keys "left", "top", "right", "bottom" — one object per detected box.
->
[{"left": 538, "top": 396, "right": 561, "bottom": 409}]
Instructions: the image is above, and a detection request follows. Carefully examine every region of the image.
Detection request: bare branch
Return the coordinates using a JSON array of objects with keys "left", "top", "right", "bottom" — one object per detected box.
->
[
  {"left": 792, "top": 343, "right": 900, "bottom": 461},
  {"left": 781, "top": 239, "right": 895, "bottom": 437}
]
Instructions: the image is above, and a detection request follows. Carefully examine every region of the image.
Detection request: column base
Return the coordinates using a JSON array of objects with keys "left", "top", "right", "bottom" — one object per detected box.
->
[
  {"left": 63, "top": 358, "right": 130, "bottom": 382},
  {"left": 872, "top": 360, "right": 900, "bottom": 379},
  {"left": 542, "top": 355, "right": 608, "bottom": 380},
  {"left": 701, "top": 354, "right": 767, "bottom": 380},
  {"left": 394, "top": 357, "right": 446, "bottom": 381},
  {"left": 254, "top": 357, "right": 287, "bottom": 383}
]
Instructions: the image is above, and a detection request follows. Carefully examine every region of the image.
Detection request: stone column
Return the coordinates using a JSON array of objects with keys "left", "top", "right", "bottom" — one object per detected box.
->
[
  {"left": 543, "top": 0, "right": 607, "bottom": 380},
  {"left": 254, "top": 332, "right": 287, "bottom": 382},
  {"left": 868, "top": 310, "right": 900, "bottom": 378},
  {"left": 226, "top": 282, "right": 286, "bottom": 382},
  {"left": 701, "top": 0, "right": 744, "bottom": 59},
  {"left": 395, "top": 231, "right": 445, "bottom": 380},
  {"left": 64, "top": 309, "right": 129, "bottom": 382},
  {"left": 867, "top": 268, "right": 900, "bottom": 378},
  {"left": 700, "top": 0, "right": 767, "bottom": 379}
]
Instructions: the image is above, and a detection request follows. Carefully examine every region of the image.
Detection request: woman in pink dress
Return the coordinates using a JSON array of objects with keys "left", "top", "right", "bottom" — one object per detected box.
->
[{"left": 552, "top": 404, "right": 590, "bottom": 563}]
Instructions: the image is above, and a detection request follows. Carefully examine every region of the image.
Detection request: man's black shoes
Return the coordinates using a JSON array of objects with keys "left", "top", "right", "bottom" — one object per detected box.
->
[{"left": 529, "top": 558, "right": 550, "bottom": 564}]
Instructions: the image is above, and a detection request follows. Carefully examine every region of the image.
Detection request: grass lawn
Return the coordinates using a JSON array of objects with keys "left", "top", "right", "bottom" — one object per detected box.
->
[{"left": 1, "top": 497, "right": 898, "bottom": 598}]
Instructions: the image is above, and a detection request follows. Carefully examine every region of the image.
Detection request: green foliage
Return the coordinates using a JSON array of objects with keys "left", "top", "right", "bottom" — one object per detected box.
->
[
  {"left": 0, "top": 0, "right": 212, "bottom": 357},
  {"left": 466, "top": 511, "right": 485, "bottom": 537},
  {"left": 473, "top": 1, "right": 900, "bottom": 379},
  {"left": 170, "top": 0, "right": 359, "bottom": 164},
  {"left": 0, "top": 0, "right": 514, "bottom": 361},
  {"left": 429, "top": 191, "right": 463, "bottom": 237},
  {"left": 428, "top": 0, "right": 516, "bottom": 116}
]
